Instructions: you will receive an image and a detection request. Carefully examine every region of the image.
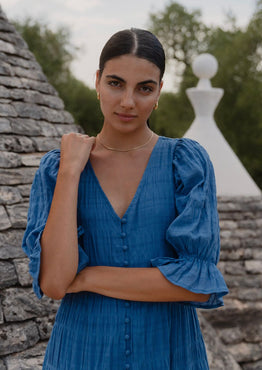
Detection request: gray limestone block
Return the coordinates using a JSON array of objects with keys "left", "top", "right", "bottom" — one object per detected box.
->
[
  {"left": 0, "top": 358, "right": 6, "bottom": 369},
  {"left": 238, "top": 288, "right": 262, "bottom": 301},
  {"left": 35, "top": 315, "right": 56, "bottom": 340},
  {"left": 0, "top": 321, "right": 40, "bottom": 356},
  {"left": 21, "top": 153, "right": 43, "bottom": 167},
  {"left": 0, "top": 205, "right": 11, "bottom": 230},
  {"left": 3, "top": 341, "right": 47, "bottom": 370},
  {"left": 245, "top": 260, "right": 262, "bottom": 274},
  {"left": 0, "top": 31, "right": 27, "bottom": 49},
  {"left": 20, "top": 78, "right": 57, "bottom": 95},
  {"left": 224, "top": 261, "right": 245, "bottom": 275},
  {"left": 0, "top": 186, "right": 22, "bottom": 204},
  {"left": 0, "top": 19, "right": 16, "bottom": 33},
  {"left": 0, "top": 135, "right": 35, "bottom": 152},
  {"left": 6, "top": 203, "right": 28, "bottom": 228},
  {"left": 55, "top": 123, "right": 84, "bottom": 135},
  {"left": 0, "top": 229, "right": 26, "bottom": 259},
  {"left": 0, "top": 103, "right": 17, "bottom": 117},
  {"left": 228, "top": 342, "right": 262, "bottom": 363},
  {"left": 0, "top": 117, "right": 11, "bottom": 134},
  {"left": 36, "top": 120, "right": 59, "bottom": 137},
  {"left": 244, "top": 323, "right": 262, "bottom": 343},
  {"left": 12, "top": 66, "right": 46, "bottom": 82},
  {"left": 7, "top": 55, "right": 42, "bottom": 71},
  {"left": 218, "top": 326, "right": 245, "bottom": 345},
  {"left": 253, "top": 249, "right": 262, "bottom": 260},
  {"left": 202, "top": 299, "right": 262, "bottom": 326},
  {"left": 242, "top": 359, "right": 262, "bottom": 370},
  {"left": 17, "top": 184, "right": 32, "bottom": 198},
  {"left": 224, "top": 274, "right": 262, "bottom": 289},
  {"left": 0, "top": 62, "right": 13, "bottom": 76},
  {"left": 198, "top": 313, "right": 241, "bottom": 370},
  {"left": 220, "top": 248, "right": 253, "bottom": 261},
  {"left": 12, "top": 102, "right": 66, "bottom": 122},
  {"left": 22, "top": 91, "right": 64, "bottom": 109},
  {"left": 13, "top": 258, "right": 32, "bottom": 287},
  {"left": 0, "top": 167, "right": 37, "bottom": 185},
  {"left": 0, "top": 296, "right": 4, "bottom": 324},
  {"left": 0, "top": 87, "right": 11, "bottom": 99},
  {"left": 0, "top": 76, "right": 22, "bottom": 88},
  {"left": 2, "top": 287, "right": 60, "bottom": 322},
  {"left": 0, "top": 261, "right": 17, "bottom": 288},
  {"left": 0, "top": 40, "right": 16, "bottom": 54},
  {"left": 9, "top": 118, "right": 42, "bottom": 136},
  {"left": 31, "top": 137, "right": 61, "bottom": 152},
  {"left": 0, "top": 152, "right": 22, "bottom": 168},
  {"left": 62, "top": 110, "right": 74, "bottom": 124},
  {"left": 219, "top": 220, "right": 238, "bottom": 229}
]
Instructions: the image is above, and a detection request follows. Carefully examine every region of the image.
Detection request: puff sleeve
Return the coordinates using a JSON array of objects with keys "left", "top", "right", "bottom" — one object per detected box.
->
[
  {"left": 151, "top": 138, "right": 228, "bottom": 309},
  {"left": 21, "top": 149, "right": 89, "bottom": 299}
]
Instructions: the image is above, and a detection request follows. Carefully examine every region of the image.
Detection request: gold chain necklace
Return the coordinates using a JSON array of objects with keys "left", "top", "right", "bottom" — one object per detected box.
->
[{"left": 96, "top": 131, "right": 154, "bottom": 152}]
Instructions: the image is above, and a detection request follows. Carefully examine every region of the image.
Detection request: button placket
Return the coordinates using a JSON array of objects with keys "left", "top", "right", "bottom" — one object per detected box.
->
[{"left": 121, "top": 218, "right": 131, "bottom": 368}]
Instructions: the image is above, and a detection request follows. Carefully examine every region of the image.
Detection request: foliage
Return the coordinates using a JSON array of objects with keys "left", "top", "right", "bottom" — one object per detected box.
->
[{"left": 149, "top": 1, "right": 262, "bottom": 189}]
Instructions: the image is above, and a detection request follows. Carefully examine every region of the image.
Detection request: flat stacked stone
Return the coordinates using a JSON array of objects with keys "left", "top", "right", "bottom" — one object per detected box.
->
[
  {"left": 0, "top": 4, "right": 82, "bottom": 369},
  {"left": 201, "top": 196, "right": 262, "bottom": 369}
]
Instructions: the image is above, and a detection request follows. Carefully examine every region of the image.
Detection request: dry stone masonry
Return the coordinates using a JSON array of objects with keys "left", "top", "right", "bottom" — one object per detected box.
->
[{"left": 0, "top": 4, "right": 261, "bottom": 370}]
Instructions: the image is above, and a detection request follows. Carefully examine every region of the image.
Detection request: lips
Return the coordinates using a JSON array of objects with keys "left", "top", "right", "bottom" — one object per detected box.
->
[{"left": 115, "top": 112, "right": 137, "bottom": 122}]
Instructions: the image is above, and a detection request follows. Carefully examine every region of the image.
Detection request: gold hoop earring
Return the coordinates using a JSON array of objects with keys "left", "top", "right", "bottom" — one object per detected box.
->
[
  {"left": 153, "top": 102, "right": 158, "bottom": 110},
  {"left": 97, "top": 92, "right": 100, "bottom": 100}
]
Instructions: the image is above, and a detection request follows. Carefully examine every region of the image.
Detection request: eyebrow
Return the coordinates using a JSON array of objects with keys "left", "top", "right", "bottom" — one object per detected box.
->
[{"left": 105, "top": 74, "right": 158, "bottom": 85}]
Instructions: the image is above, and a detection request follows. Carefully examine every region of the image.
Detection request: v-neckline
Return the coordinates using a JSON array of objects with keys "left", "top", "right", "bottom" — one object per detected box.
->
[{"left": 88, "top": 136, "right": 162, "bottom": 222}]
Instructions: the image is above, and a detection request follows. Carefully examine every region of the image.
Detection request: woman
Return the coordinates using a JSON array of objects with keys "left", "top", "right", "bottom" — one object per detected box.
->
[{"left": 22, "top": 28, "right": 228, "bottom": 369}]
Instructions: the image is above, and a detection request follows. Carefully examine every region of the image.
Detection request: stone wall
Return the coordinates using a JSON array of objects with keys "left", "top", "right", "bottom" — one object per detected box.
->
[{"left": 202, "top": 196, "right": 262, "bottom": 370}]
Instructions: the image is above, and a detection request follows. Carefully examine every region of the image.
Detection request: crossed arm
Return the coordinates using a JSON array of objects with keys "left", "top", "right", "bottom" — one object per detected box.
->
[{"left": 66, "top": 265, "right": 210, "bottom": 302}]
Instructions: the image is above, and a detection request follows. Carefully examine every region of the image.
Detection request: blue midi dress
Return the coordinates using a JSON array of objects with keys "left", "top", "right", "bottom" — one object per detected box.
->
[{"left": 22, "top": 136, "right": 228, "bottom": 370}]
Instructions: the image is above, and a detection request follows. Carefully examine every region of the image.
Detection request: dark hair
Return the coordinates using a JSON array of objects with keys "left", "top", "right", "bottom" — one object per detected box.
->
[{"left": 99, "top": 28, "right": 165, "bottom": 81}]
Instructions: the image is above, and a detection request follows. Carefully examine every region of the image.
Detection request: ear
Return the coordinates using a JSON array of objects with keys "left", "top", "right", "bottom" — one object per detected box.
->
[
  {"left": 95, "top": 70, "right": 101, "bottom": 91},
  {"left": 157, "top": 80, "right": 164, "bottom": 99}
]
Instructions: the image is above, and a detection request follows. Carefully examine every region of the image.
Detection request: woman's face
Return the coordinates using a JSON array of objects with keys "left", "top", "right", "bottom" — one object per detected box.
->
[{"left": 96, "top": 54, "right": 163, "bottom": 133}]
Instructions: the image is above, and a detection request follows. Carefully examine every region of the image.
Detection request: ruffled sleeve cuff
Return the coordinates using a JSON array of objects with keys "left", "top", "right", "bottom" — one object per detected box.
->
[
  {"left": 26, "top": 224, "right": 89, "bottom": 299},
  {"left": 150, "top": 255, "right": 229, "bottom": 309}
]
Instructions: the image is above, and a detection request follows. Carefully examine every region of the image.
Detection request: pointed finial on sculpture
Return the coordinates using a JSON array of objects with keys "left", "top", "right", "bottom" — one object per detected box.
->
[{"left": 184, "top": 53, "right": 261, "bottom": 197}]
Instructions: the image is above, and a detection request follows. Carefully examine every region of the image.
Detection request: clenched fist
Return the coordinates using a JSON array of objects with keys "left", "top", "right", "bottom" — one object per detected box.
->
[{"left": 59, "top": 133, "right": 96, "bottom": 176}]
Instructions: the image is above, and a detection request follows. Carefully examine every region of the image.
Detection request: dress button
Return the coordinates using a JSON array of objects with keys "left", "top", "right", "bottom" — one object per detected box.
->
[
  {"left": 125, "top": 317, "right": 130, "bottom": 324},
  {"left": 123, "top": 260, "right": 129, "bottom": 266},
  {"left": 125, "top": 349, "right": 131, "bottom": 356},
  {"left": 125, "top": 302, "right": 130, "bottom": 307},
  {"left": 121, "top": 232, "right": 126, "bottom": 238},
  {"left": 125, "top": 334, "right": 130, "bottom": 340},
  {"left": 125, "top": 364, "right": 130, "bottom": 369},
  {"left": 121, "top": 218, "right": 127, "bottom": 224},
  {"left": 123, "top": 245, "right": 128, "bottom": 251}
]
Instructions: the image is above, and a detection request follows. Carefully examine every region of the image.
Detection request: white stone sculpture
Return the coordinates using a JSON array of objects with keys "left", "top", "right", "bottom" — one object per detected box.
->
[{"left": 184, "top": 53, "right": 261, "bottom": 197}]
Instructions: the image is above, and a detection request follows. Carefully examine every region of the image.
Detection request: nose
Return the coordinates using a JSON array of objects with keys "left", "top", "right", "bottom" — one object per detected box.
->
[{"left": 120, "top": 89, "right": 135, "bottom": 109}]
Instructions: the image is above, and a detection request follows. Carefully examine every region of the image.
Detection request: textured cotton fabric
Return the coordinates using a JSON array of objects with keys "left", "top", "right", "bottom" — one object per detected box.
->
[{"left": 22, "top": 136, "right": 228, "bottom": 370}]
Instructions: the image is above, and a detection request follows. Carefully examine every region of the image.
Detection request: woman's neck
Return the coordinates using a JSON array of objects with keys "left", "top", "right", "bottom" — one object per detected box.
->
[{"left": 97, "top": 125, "right": 154, "bottom": 152}]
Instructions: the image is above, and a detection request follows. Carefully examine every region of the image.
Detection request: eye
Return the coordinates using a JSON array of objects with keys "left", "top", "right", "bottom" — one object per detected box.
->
[
  {"left": 108, "top": 80, "right": 121, "bottom": 88},
  {"left": 139, "top": 85, "right": 154, "bottom": 94}
]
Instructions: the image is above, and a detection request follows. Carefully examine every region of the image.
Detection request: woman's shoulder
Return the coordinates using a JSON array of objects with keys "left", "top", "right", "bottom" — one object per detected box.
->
[
  {"left": 37, "top": 148, "right": 61, "bottom": 178},
  {"left": 159, "top": 136, "right": 208, "bottom": 159}
]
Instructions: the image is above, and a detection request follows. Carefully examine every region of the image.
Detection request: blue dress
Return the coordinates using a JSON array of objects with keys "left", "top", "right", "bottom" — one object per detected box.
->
[{"left": 22, "top": 136, "right": 228, "bottom": 370}]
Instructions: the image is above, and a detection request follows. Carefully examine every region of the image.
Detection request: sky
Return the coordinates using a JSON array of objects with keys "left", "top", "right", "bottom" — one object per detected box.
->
[{"left": 0, "top": 0, "right": 257, "bottom": 91}]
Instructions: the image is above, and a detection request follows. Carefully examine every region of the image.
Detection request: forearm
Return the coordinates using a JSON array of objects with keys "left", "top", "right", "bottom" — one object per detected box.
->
[
  {"left": 40, "top": 168, "right": 80, "bottom": 299},
  {"left": 67, "top": 266, "right": 210, "bottom": 302}
]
